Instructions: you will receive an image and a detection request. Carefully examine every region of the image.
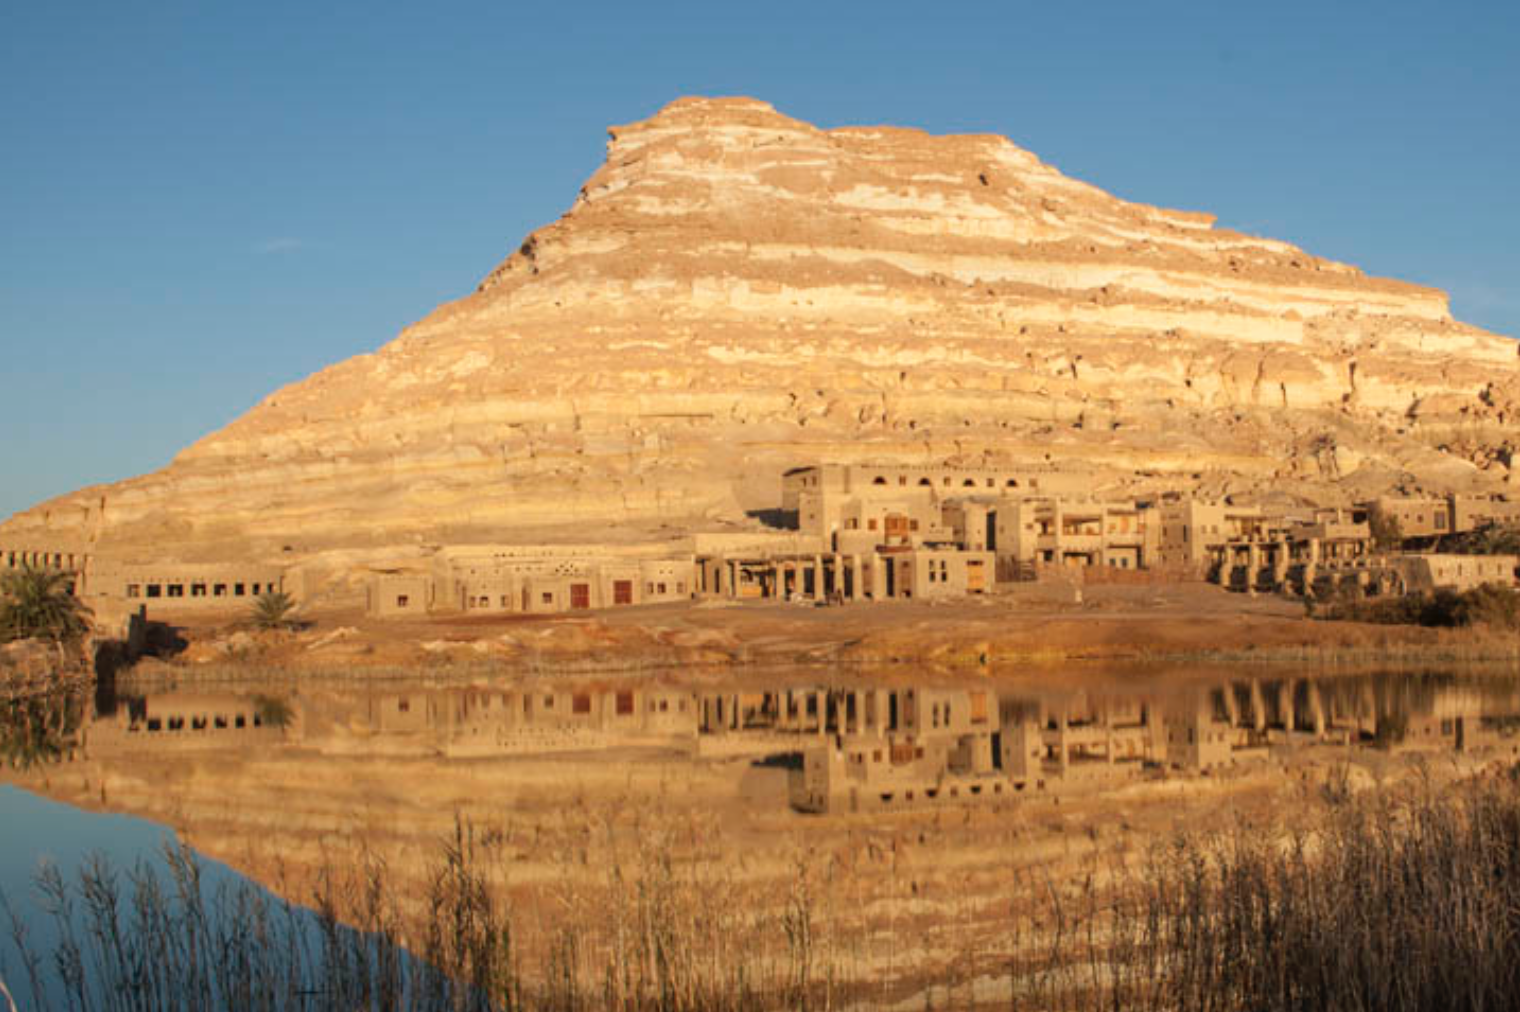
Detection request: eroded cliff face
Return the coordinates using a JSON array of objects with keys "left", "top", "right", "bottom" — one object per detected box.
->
[{"left": 5, "top": 96, "right": 1517, "bottom": 560}]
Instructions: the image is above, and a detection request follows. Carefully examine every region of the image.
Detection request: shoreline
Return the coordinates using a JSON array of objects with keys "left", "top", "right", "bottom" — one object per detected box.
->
[{"left": 111, "top": 581, "right": 1520, "bottom": 683}]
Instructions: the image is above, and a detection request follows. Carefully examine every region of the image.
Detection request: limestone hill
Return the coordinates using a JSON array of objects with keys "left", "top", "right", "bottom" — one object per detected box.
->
[{"left": 5, "top": 96, "right": 1517, "bottom": 564}]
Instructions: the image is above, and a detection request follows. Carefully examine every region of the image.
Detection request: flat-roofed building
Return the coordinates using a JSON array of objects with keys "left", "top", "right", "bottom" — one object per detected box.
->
[
  {"left": 782, "top": 463, "right": 1091, "bottom": 540},
  {"left": 993, "top": 498, "right": 1156, "bottom": 576}
]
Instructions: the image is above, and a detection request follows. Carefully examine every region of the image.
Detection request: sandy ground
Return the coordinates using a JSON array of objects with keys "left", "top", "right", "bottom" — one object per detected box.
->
[{"left": 141, "top": 581, "right": 1506, "bottom": 677}]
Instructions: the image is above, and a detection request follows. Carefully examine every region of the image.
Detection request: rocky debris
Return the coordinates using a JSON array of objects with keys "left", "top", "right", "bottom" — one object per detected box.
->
[{"left": 3, "top": 96, "right": 1516, "bottom": 565}]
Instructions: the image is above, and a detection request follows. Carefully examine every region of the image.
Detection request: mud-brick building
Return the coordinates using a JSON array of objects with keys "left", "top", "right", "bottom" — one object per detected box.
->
[
  {"left": 781, "top": 463, "right": 1091, "bottom": 540},
  {"left": 85, "top": 559, "right": 289, "bottom": 624},
  {"left": 1371, "top": 493, "right": 1520, "bottom": 543},
  {"left": 863, "top": 547, "right": 994, "bottom": 600},
  {"left": 1154, "top": 498, "right": 1288, "bottom": 570},
  {"left": 992, "top": 498, "right": 1157, "bottom": 576},
  {"left": 1393, "top": 553, "right": 1518, "bottom": 593},
  {"left": 0, "top": 541, "right": 93, "bottom": 595},
  {"left": 0, "top": 543, "right": 92, "bottom": 577},
  {"left": 367, "top": 544, "right": 696, "bottom": 618}
]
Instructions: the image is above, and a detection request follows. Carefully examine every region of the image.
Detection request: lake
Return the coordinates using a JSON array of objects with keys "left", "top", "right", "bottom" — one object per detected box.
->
[{"left": 5, "top": 663, "right": 1520, "bottom": 1008}]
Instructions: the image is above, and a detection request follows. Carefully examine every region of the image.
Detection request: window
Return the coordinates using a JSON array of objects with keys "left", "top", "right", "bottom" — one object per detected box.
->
[
  {"left": 234, "top": 583, "right": 245, "bottom": 596},
  {"left": 542, "top": 592, "right": 553, "bottom": 604},
  {"left": 214, "top": 584, "right": 227, "bottom": 597},
  {"left": 167, "top": 584, "right": 184, "bottom": 598},
  {"left": 396, "top": 595, "right": 409, "bottom": 608},
  {"left": 191, "top": 583, "right": 207, "bottom": 597},
  {"left": 868, "top": 519, "right": 878, "bottom": 530},
  {"left": 147, "top": 584, "right": 162, "bottom": 598},
  {"left": 873, "top": 476, "right": 887, "bottom": 485},
  {"left": 126, "top": 584, "right": 141, "bottom": 598}
]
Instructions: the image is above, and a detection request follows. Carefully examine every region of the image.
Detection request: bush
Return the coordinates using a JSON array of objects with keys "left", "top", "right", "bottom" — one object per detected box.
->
[
  {"left": 1318, "top": 583, "right": 1520, "bottom": 631},
  {"left": 0, "top": 565, "right": 91, "bottom": 644},
  {"left": 249, "top": 590, "right": 298, "bottom": 631}
]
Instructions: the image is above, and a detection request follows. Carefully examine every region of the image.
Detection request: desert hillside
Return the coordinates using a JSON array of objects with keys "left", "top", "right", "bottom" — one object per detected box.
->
[{"left": 5, "top": 96, "right": 1516, "bottom": 562}]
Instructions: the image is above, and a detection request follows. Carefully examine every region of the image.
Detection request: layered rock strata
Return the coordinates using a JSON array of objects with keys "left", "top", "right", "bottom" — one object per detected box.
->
[{"left": 4, "top": 96, "right": 1516, "bottom": 563}]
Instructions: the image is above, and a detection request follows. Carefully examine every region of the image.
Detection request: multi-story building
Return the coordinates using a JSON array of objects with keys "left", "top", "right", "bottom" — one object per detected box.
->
[
  {"left": 992, "top": 498, "right": 1156, "bottom": 575},
  {"left": 782, "top": 463, "right": 1091, "bottom": 541}
]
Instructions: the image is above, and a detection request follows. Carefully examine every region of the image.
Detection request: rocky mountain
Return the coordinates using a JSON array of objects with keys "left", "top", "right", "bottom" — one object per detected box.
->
[{"left": 5, "top": 96, "right": 1517, "bottom": 562}]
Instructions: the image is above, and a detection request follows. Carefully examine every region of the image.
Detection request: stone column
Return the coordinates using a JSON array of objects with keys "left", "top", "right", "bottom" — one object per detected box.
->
[{"left": 851, "top": 554, "right": 863, "bottom": 601}]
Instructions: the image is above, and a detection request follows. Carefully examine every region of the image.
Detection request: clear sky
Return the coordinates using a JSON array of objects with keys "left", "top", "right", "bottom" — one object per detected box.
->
[{"left": 2, "top": 0, "right": 1516, "bottom": 520}]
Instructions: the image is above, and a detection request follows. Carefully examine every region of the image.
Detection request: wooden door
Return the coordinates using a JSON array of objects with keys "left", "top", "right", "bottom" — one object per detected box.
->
[
  {"left": 570, "top": 583, "right": 591, "bottom": 609},
  {"left": 967, "top": 560, "right": 986, "bottom": 592}
]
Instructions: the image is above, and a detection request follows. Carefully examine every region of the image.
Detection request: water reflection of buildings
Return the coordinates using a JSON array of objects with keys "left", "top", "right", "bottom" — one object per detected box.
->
[
  {"left": 65, "top": 674, "right": 1520, "bottom": 813},
  {"left": 786, "top": 675, "right": 1520, "bottom": 814},
  {"left": 86, "top": 692, "right": 290, "bottom": 754},
  {"left": 366, "top": 686, "right": 697, "bottom": 756}
]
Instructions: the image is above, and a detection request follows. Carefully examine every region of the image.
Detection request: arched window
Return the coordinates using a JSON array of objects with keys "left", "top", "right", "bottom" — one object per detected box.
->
[
  {"left": 918, "top": 478, "right": 932, "bottom": 487},
  {"left": 873, "top": 476, "right": 887, "bottom": 485},
  {"left": 963, "top": 479, "right": 976, "bottom": 487},
  {"left": 1006, "top": 478, "right": 1019, "bottom": 487}
]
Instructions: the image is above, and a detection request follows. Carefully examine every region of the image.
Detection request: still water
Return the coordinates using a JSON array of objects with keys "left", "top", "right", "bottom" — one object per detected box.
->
[{"left": 4, "top": 664, "right": 1520, "bottom": 1007}]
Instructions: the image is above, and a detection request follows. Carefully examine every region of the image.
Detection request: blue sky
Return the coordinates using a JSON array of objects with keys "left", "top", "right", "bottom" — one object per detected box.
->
[{"left": 2, "top": 0, "right": 1516, "bottom": 520}]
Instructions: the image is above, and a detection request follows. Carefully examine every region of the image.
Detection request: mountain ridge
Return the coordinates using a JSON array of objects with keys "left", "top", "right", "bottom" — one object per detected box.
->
[{"left": 4, "top": 96, "right": 1515, "bottom": 563}]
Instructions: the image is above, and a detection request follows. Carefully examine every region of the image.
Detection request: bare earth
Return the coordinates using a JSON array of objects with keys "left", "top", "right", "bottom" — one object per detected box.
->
[{"left": 161, "top": 581, "right": 1498, "bottom": 674}]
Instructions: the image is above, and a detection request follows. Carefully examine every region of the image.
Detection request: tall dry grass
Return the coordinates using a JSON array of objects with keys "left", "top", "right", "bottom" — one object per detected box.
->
[{"left": 6, "top": 770, "right": 1520, "bottom": 1010}]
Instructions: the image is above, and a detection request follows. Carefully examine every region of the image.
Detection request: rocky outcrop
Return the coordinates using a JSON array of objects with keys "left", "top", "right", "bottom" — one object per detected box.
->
[{"left": 4, "top": 96, "right": 1516, "bottom": 563}]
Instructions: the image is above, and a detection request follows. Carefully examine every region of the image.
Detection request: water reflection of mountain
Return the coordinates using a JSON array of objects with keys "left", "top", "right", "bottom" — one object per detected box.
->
[{"left": 58, "top": 671, "right": 1520, "bottom": 813}]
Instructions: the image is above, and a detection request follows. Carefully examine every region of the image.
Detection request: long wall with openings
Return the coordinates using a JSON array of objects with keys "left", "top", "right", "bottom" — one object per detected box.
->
[{"left": 87, "top": 561, "right": 287, "bottom": 615}]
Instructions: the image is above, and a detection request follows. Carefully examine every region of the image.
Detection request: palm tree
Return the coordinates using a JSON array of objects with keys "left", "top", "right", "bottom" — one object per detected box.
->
[
  {"left": 249, "top": 589, "right": 297, "bottom": 631},
  {"left": 0, "top": 564, "right": 91, "bottom": 645}
]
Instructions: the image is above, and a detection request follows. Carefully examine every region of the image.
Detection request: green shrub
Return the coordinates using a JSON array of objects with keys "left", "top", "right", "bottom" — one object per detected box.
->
[
  {"left": 0, "top": 564, "right": 91, "bottom": 644},
  {"left": 249, "top": 590, "right": 297, "bottom": 631}
]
